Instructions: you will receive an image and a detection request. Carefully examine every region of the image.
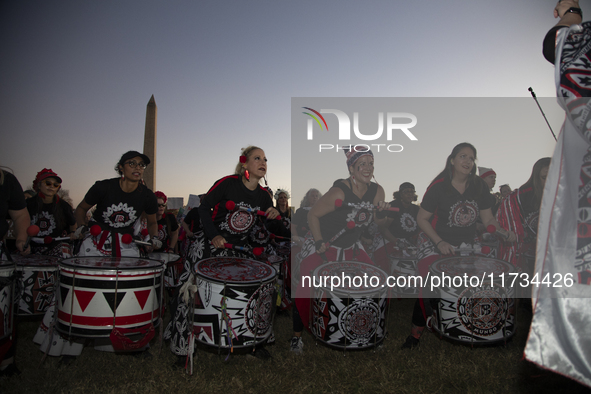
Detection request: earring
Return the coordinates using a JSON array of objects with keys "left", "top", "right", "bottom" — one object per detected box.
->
[
  {"left": 352, "top": 175, "right": 357, "bottom": 187},
  {"left": 264, "top": 175, "right": 268, "bottom": 187},
  {"left": 245, "top": 169, "right": 250, "bottom": 181}
]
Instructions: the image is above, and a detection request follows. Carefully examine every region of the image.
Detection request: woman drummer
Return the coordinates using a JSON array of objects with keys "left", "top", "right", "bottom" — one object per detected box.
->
[
  {"left": 274, "top": 188, "right": 292, "bottom": 232},
  {"left": 290, "top": 146, "right": 389, "bottom": 354},
  {"left": 166, "top": 145, "right": 282, "bottom": 363},
  {"left": 152, "top": 191, "right": 179, "bottom": 253},
  {"left": 74, "top": 151, "right": 160, "bottom": 256},
  {"left": 292, "top": 188, "right": 322, "bottom": 246},
  {"left": 497, "top": 158, "right": 551, "bottom": 272},
  {"left": 34, "top": 151, "right": 159, "bottom": 362},
  {"left": 401, "top": 142, "right": 516, "bottom": 349},
  {"left": 26, "top": 169, "right": 76, "bottom": 258}
]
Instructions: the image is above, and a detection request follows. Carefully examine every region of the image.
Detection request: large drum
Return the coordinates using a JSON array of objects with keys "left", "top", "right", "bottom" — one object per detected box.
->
[
  {"left": 148, "top": 252, "right": 183, "bottom": 288},
  {"left": 429, "top": 255, "right": 516, "bottom": 345},
  {"left": 0, "top": 261, "right": 15, "bottom": 340},
  {"left": 12, "top": 254, "right": 59, "bottom": 316},
  {"left": 56, "top": 257, "right": 164, "bottom": 338},
  {"left": 311, "top": 261, "right": 388, "bottom": 349},
  {"left": 388, "top": 247, "right": 419, "bottom": 297},
  {"left": 193, "top": 256, "right": 277, "bottom": 348}
]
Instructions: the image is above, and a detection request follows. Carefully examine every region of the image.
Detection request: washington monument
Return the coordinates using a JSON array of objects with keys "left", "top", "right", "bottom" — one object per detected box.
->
[{"left": 143, "top": 95, "right": 157, "bottom": 191}]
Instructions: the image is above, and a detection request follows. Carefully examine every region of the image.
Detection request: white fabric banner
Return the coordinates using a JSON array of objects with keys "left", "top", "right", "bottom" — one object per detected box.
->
[{"left": 524, "top": 25, "right": 591, "bottom": 389}]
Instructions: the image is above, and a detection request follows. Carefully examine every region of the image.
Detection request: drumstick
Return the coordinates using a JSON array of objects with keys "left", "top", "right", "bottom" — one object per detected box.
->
[
  {"left": 486, "top": 224, "right": 509, "bottom": 241},
  {"left": 454, "top": 244, "right": 491, "bottom": 255},
  {"left": 269, "top": 234, "right": 290, "bottom": 241},
  {"left": 223, "top": 243, "right": 264, "bottom": 257},
  {"left": 24, "top": 225, "right": 40, "bottom": 249},
  {"left": 225, "top": 201, "right": 282, "bottom": 220},
  {"left": 334, "top": 199, "right": 399, "bottom": 212},
  {"left": 30, "top": 236, "right": 71, "bottom": 244},
  {"left": 119, "top": 234, "right": 152, "bottom": 246}
]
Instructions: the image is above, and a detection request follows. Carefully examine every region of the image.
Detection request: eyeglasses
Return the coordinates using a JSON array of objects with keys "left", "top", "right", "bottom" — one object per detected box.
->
[
  {"left": 125, "top": 161, "right": 147, "bottom": 169},
  {"left": 158, "top": 204, "right": 166, "bottom": 208},
  {"left": 44, "top": 180, "right": 61, "bottom": 188}
]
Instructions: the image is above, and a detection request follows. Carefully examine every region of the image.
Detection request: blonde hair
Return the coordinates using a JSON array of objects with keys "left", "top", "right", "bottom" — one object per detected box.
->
[{"left": 234, "top": 145, "right": 263, "bottom": 177}]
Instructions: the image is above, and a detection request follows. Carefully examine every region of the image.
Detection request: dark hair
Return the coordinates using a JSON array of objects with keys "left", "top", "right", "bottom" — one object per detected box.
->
[
  {"left": 520, "top": 157, "right": 551, "bottom": 209},
  {"left": 430, "top": 142, "right": 486, "bottom": 196}
]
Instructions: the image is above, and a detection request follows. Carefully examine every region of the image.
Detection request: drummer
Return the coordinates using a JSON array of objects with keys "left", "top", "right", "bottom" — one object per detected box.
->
[
  {"left": 34, "top": 151, "right": 159, "bottom": 362},
  {"left": 73, "top": 151, "right": 160, "bottom": 256},
  {"left": 401, "top": 142, "right": 515, "bottom": 349},
  {"left": 497, "top": 158, "right": 551, "bottom": 271},
  {"left": 292, "top": 188, "right": 322, "bottom": 246},
  {"left": 274, "top": 188, "right": 292, "bottom": 232},
  {"left": 0, "top": 167, "right": 30, "bottom": 377},
  {"left": 26, "top": 168, "right": 76, "bottom": 258},
  {"left": 152, "top": 191, "right": 179, "bottom": 253},
  {"left": 374, "top": 182, "right": 420, "bottom": 271},
  {"left": 290, "top": 146, "right": 389, "bottom": 354},
  {"left": 165, "top": 145, "right": 281, "bottom": 362}
]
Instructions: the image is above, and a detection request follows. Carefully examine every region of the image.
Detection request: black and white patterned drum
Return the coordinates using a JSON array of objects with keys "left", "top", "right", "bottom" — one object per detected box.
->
[
  {"left": 430, "top": 256, "right": 516, "bottom": 345},
  {"left": 193, "top": 256, "right": 277, "bottom": 348},
  {"left": 311, "top": 261, "right": 388, "bottom": 349},
  {"left": 56, "top": 257, "right": 164, "bottom": 338},
  {"left": 13, "top": 254, "right": 59, "bottom": 316},
  {"left": 0, "top": 261, "right": 15, "bottom": 340},
  {"left": 389, "top": 247, "right": 419, "bottom": 296}
]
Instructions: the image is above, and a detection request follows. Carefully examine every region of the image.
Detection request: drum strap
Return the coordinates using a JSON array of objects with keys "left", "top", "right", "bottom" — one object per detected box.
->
[
  {"left": 109, "top": 323, "right": 156, "bottom": 351},
  {"left": 96, "top": 230, "right": 110, "bottom": 251}
]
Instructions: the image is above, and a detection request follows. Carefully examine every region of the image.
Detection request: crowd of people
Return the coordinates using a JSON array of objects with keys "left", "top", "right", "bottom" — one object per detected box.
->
[
  {"left": 0, "top": 138, "right": 550, "bottom": 376},
  {"left": 0, "top": 2, "right": 586, "bottom": 381}
]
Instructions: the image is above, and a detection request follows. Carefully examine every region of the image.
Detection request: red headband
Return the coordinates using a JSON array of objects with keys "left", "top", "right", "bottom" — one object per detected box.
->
[{"left": 155, "top": 191, "right": 167, "bottom": 203}]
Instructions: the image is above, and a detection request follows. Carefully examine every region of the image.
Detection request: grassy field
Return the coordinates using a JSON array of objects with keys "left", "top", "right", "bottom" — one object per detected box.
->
[{"left": 2, "top": 299, "right": 590, "bottom": 394}]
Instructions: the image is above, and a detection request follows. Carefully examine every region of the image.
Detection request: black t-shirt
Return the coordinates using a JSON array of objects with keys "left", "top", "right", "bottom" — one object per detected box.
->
[
  {"left": 0, "top": 171, "right": 26, "bottom": 239},
  {"left": 421, "top": 178, "right": 492, "bottom": 246},
  {"left": 84, "top": 178, "right": 158, "bottom": 234},
  {"left": 386, "top": 199, "right": 420, "bottom": 239},
  {"left": 155, "top": 213, "right": 179, "bottom": 251},
  {"left": 198, "top": 175, "right": 274, "bottom": 246},
  {"left": 319, "top": 179, "right": 378, "bottom": 248},
  {"left": 27, "top": 197, "right": 76, "bottom": 238}
]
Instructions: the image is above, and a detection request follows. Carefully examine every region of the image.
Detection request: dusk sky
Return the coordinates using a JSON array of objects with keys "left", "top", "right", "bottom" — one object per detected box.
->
[{"left": 0, "top": 1, "right": 573, "bottom": 208}]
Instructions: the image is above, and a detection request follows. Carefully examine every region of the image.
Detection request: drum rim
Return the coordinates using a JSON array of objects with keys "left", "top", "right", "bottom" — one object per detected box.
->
[
  {"left": 194, "top": 256, "right": 277, "bottom": 284},
  {"left": 60, "top": 256, "right": 164, "bottom": 270}
]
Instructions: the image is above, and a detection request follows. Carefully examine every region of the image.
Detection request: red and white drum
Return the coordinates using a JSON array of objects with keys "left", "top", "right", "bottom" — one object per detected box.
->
[
  {"left": 430, "top": 255, "right": 516, "bottom": 345},
  {"left": 56, "top": 257, "right": 164, "bottom": 338},
  {"left": 311, "top": 261, "right": 388, "bottom": 349},
  {"left": 12, "top": 254, "right": 59, "bottom": 316},
  {"left": 389, "top": 247, "right": 419, "bottom": 296},
  {"left": 148, "top": 252, "right": 183, "bottom": 288},
  {"left": 193, "top": 256, "right": 277, "bottom": 348},
  {"left": 0, "top": 261, "right": 15, "bottom": 340}
]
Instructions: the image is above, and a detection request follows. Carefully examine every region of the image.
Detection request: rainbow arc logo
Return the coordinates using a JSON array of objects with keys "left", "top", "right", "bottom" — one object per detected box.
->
[{"left": 302, "top": 107, "right": 328, "bottom": 131}]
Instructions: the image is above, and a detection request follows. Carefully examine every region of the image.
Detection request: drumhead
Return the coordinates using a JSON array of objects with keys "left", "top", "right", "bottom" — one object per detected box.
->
[
  {"left": 60, "top": 256, "right": 163, "bottom": 270},
  {"left": 12, "top": 254, "right": 59, "bottom": 268},
  {"left": 312, "top": 261, "right": 388, "bottom": 295},
  {"left": 430, "top": 255, "right": 514, "bottom": 277},
  {"left": 195, "top": 256, "right": 276, "bottom": 284}
]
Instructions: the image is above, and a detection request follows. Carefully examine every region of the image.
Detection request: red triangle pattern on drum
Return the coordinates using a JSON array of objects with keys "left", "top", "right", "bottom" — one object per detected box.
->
[
  {"left": 74, "top": 290, "right": 96, "bottom": 312},
  {"left": 134, "top": 289, "right": 151, "bottom": 310}
]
